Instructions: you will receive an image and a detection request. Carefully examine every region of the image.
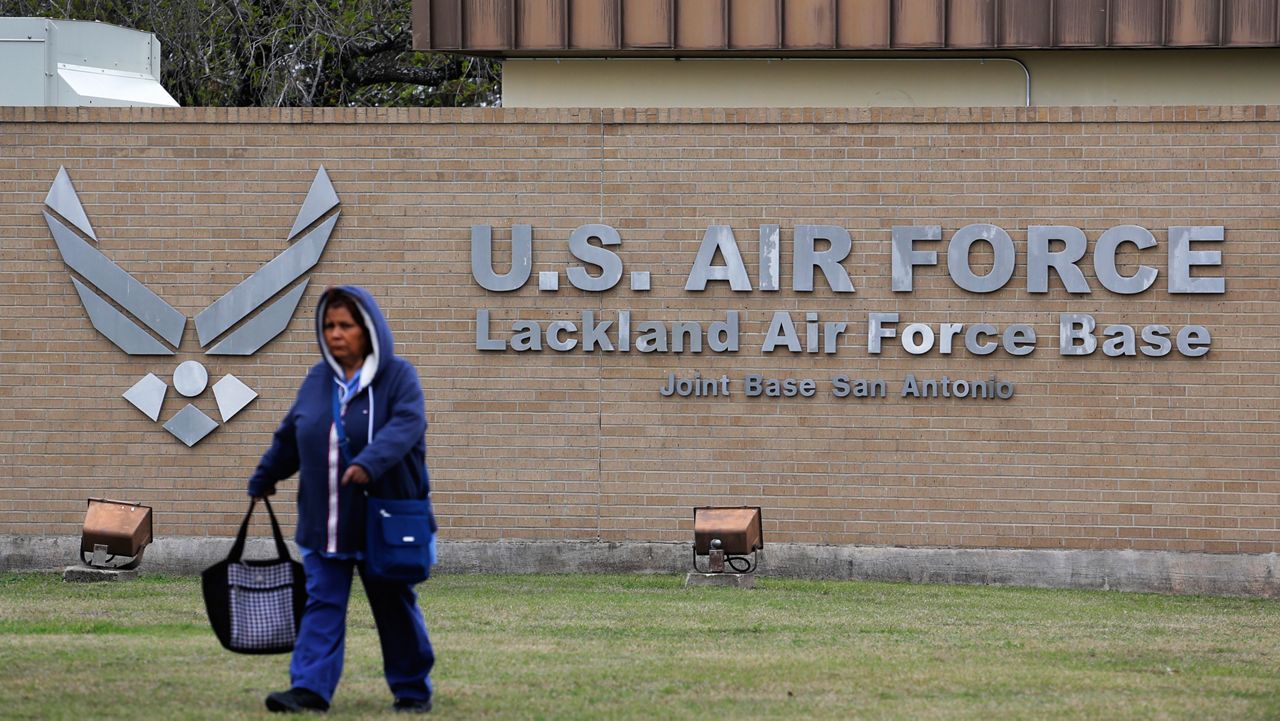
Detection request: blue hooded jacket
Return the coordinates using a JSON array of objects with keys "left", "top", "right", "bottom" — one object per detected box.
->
[{"left": 248, "top": 286, "right": 435, "bottom": 555}]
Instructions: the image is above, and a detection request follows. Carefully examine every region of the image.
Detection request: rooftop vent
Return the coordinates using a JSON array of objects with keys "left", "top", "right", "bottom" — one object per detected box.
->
[{"left": 0, "top": 17, "right": 178, "bottom": 107}]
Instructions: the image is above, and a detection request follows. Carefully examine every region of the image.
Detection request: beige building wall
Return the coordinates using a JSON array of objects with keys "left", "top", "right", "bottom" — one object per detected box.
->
[
  {"left": 503, "top": 50, "right": 1280, "bottom": 107},
  {"left": 1, "top": 106, "right": 1277, "bottom": 558}
]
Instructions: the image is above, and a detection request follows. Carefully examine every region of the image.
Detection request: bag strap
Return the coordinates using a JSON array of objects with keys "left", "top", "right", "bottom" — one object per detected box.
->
[{"left": 228, "top": 497, "right": 292, "bottom": 563}]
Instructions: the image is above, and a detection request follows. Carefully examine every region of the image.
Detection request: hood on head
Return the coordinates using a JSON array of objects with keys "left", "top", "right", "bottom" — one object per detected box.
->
[{"left": 315, "top": 285, "right": 395, "bottom": 390}]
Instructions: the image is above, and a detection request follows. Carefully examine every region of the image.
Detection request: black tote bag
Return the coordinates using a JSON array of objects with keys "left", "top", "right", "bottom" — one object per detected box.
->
[{"left": 201, "top": 497, "right": 307, "bottom": 654}]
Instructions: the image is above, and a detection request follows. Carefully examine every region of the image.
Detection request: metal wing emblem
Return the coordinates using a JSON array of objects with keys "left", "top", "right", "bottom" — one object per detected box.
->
[
  {"left": 43, "top": 169, "right": 186, "bottom": 354},
  {"left": 196, "top": 168, "right": 341, "bottom": 355},
  {"left": 43, "top": 167, "right": 341, "bottom": 445}
]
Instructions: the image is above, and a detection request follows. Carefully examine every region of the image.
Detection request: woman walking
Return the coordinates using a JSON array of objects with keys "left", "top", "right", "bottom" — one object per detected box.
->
[{"left": 248, "top": 286, "right": 436, "bottom": 714}]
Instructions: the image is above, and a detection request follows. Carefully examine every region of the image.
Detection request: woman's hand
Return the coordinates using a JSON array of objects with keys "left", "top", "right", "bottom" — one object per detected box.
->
[{"left": 341, "top": 463, "right": 371, "bottom": 486}]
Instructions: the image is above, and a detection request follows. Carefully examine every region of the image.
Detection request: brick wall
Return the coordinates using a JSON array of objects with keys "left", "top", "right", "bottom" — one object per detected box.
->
[{"left": 1, "top": 106, "right": 1277, "bottom": 554}]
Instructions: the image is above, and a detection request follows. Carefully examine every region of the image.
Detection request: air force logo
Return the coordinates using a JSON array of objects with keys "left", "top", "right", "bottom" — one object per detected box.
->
[{"left": 43, "top": 167, "right": 341, "bottom": 446}]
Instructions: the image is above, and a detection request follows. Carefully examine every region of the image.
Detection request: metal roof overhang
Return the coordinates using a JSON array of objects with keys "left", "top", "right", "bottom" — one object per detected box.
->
[{"left": 412, "top": 0, "right": 1280, "bottom": 56}]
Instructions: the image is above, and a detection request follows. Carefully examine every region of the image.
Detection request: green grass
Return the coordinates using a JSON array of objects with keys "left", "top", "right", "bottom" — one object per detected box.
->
[{"left": 2, "top": 572, "right": 1280, "bottom": 720}]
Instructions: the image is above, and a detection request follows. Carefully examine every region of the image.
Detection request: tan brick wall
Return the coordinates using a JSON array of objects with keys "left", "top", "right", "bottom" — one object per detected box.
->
[{"left": 1, "top": 106, "right": 1277, "bottom": 554}]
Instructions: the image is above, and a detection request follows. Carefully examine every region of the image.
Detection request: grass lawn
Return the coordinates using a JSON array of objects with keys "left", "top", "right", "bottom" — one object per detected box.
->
[{"left": 1, "top": 572, "right": 1279, "bottom": 720}]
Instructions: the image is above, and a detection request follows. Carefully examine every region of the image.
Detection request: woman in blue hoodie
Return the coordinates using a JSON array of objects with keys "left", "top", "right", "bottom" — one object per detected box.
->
[{"left": 248, "top": 286, "right": 436, "bottom": 714}]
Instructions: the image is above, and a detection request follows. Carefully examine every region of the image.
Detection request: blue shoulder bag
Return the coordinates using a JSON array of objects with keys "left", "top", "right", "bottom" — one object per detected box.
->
[
  {"left": 365, "top": 495, "right": 435, "bottom": 584},
  {"left": 334, "top": 383, "right": 435, "bottom": 584}
]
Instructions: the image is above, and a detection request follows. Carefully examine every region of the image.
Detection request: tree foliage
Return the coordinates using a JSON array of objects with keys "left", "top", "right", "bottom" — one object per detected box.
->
[{"left": 6, "top": 0, "right": 500, "bottom": 107}]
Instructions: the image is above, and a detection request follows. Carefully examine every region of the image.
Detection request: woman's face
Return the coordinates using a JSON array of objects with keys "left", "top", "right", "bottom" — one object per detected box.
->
[{"left": 323, "top": 303, "right": 367, "bottom": 370}]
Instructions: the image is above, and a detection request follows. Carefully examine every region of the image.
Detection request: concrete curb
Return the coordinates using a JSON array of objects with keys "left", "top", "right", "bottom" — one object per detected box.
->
[{"left": 3, "top": 535, "right": 1277, "bottom": 597}]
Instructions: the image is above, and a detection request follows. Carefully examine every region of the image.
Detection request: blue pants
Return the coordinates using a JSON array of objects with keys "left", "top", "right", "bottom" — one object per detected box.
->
[{"left": 290, "top": 551, "right": 434, "bottom": 704}]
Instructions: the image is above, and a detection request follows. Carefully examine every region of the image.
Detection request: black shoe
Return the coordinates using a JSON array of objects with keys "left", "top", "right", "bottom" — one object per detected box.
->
[
  {"left": 393, "top": 697, "right": 433, "bottom": 713},
  {"left": 265, "top": 687, "right": 330, "bottom": 713}
]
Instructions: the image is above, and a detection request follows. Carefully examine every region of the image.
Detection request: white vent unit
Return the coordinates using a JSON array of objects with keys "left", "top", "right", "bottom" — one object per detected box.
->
[{"left": 0, "top": 17, "right": 178, "bottom": 107}]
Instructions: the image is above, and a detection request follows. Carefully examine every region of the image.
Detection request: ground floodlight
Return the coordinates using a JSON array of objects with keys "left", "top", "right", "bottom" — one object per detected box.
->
[
  {"left": 692, "top": 506, "right": 763, "bottom": 574},
  {"left": 80, "top": 498, "right": 152, "bottom": 569}
]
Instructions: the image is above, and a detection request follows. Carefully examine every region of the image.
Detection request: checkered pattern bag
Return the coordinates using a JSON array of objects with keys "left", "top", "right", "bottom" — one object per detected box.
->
[
  {"left": 202, "top": 498, "right": 307, "bottom": 655},
  {"left": 228, "top": 562, "right": 298, "bottom": 650}
]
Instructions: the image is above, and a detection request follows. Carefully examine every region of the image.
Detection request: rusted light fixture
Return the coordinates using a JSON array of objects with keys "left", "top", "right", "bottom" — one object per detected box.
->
[
  {"left": 692, "top": 506, "right": 763, "bottom": 574},
  {"left": 80, "top": 498, "right": 153, "bottom": 569}
]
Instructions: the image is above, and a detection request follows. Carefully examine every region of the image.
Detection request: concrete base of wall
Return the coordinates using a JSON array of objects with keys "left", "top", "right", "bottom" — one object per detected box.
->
[
  {"left": 685, "top": 572, "right": 756, "bottom": 589},
  {"left": 4, "top": 536, "right": 1277, "bottom": 597},
  {"left": 62, "top": 565, "right": 139, "bottom": 582}
]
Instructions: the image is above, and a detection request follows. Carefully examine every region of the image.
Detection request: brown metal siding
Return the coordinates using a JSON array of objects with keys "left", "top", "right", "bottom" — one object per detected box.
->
[
  {"left": 891, "top": 0, "right": 946, "bottom": 48},
  {"left": 622, "top": 0, "right": 674, "bottom": 48},
  {"left": 465, "top": 0, "right": 513, "bottom": 50},
  {"left": 413, "top": 0, "right": 1280, "bottom": 53},
  {"left": 947, "top": 0, "right": 995, "bottom": 48},
  {"left": 999, "top": 0, "right": 1052, "bottom": 47},
  {"left": 675, "top": 0, "right": 726, "bottom": 49},
  {"left": 1110, "top": 0, "right": 1165, "bottom": 46},
  {"left": 1224, "top": 0, "right": 1279, "bottom": 45},
  {"left": 570, "top": 0, "right": 620, "bottom": 49},
  {"left": 412, "top": 0, "right": 433, "bottom": 50},
  {"left": 730, "top": 1, "right": 780, "bottom": 49},
  {"left": 838, "top": 0, "right": 892, "bottom": 48},
  {"left": 1053, "top": 0, "right": 1108, "bottom": 46},
  {"left": 785, "top": 0, "right": 838, "bottom": 48},
  {"left": 517, "top": 0, "right": 566, "bottom": 49},
  {"left": 1167, "top": 0, "right": 1221, "bottom": 46},
  {"left": 429, "top": 0, "right": 463, "bottom": 49}
]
